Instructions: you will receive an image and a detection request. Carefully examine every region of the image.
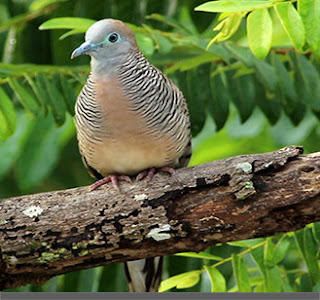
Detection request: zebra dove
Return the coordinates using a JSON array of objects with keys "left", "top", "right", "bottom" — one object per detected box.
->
[{"left": 71, "top": 19, "right": 192, "bottom": 292}]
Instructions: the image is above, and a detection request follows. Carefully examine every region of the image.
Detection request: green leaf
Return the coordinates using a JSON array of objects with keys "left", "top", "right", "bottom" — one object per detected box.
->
[
  {"left": 228, "top": 238, "right": 265, "bottom": 248},
  {"left": 298, "top": 274, "right": 313, "bottom": 292},
  {"left": 253, "top": 59, "right": 278, "bottom": 92},
  {"left": 225, "top": 42, "right": 255, "bottom": 67},
  {"left": 135, "top": 33, "right": 155, "bottom": 58},
  {"left": 303, "top": 226, "right": 320, "bottom": 285},
  {"left": 195, "top": 1, "right": 273, "bottom": 13},
  {"left": 175, "top": 252, "right": 223, "bottom": 261},
  {"left": 29, "top": 0, "right": 70, "bottom": 12},
  {"left": 59, "top": 29, "right": 84, "bottom": 40},
  {"left": 176, "top": 272, "right": 201, "bottom": 289},
  {"left": 251, "top": 246, "right": 266, "bottom": 276},
  {"left": 293, "top": 228, "right": 305, "bottom": 258},
  {"left": 16, "top": 114, "right": 73, "bottom": 190},
  {"left": 0, "top": 111, "right": 31, "bottom": 180},
  {"left": 152, "top": 31, "right": 172, "bottom": 54},
  {"left": 158, "top": 270, "right": 201, "bottom": 292},
  {"left": 8, "top": 78, "right": 40, "bottom": 116},
  {"left": 78, "top": 268, "right": 103, "bottom": 292},
  {"left": 247, "top": 8, "right": 272, "bottom": 60},
  {"left": 210, "top": 13, "right": 244, "bottom": 44},
  {"left": 312, "top": 222, "right": 320, "bottom": 245},
  {"left": 229, "top": 73, "right": 256, "bottom": 123},
  {"left": 265, "top": 266, "right": 282, "bottom": 292},
  {"left": 271, "top": 53, "right": 298, "bottom": 108},
  {"left": 0, "top": 86, "right": 16, "bottom": 140},
  {"left": 263, "top": 238, "right": 275, "bottom": 268},
  {"left": 274, "top": 2, "right": 305, "bottom": 50},
  {"left": 165, "top": 52, "right": 218, "bottom": 74},
  {"left": 184, "top": 65, "right": 209, "bottom": 135},
  {"left": 254, "top": 81, "right": 281, "bottom": 125},
  {"left": 232, "top": 254, "right": 251, "bottom": 292},
  {"left": 147, "top": 13, "right": 190, "bottom": 34},
  {"left": 298, "top": 0, "right": 320, "bottom": 59},
  {"left": 272, "top": 237, "right": 290, "bottom": 265},
  {"left": 178, "top": 5, "right": 198, "bottom": 35},
  {"left": 39, "top": 17, "right": 95, "bottom": 31},
  {"left": 209, "top": 68, "right": 230, "bottom": 130},
  {"left": 57, "top": 272, "right": 80, "bottom": 292},
  {"left": 290, "top": 52, "right": 320, "bottom": 111},
  {"left": 41, "top": 74, "right": 67, "bottom": 126},
  {"left": 59, "top": 74, "right": 76, "bottom": 116},
  {"left": 294, "top": 227, "right": 320, "bottom": 286},
  {"left": 204, "top": 266, "right": 226, "bottom": 292}
]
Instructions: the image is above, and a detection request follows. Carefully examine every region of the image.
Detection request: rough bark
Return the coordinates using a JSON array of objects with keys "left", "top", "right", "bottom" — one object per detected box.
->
[{"left": 1, "top": 146, "right": 320, "bottom": 290}]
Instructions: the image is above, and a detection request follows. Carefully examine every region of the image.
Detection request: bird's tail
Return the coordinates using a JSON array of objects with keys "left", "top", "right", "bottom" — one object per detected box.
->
[{"left": 124, "top": 257, "right": 163, "bottom": 292}]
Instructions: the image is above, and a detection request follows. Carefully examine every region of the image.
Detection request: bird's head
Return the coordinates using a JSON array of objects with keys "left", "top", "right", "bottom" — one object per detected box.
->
[{"left": 71, "top": 19, "right": 137, "bottom": 60}]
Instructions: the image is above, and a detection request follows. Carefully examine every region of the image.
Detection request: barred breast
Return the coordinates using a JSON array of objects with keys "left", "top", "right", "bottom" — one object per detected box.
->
[{"left": 74, "top": 50, "right": 191, "bottom": 178}]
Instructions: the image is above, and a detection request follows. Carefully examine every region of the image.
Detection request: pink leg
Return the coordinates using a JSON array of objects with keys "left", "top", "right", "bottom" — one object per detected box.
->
[{"left": 90, "top": 174, "right": 132, "bottom": 191}]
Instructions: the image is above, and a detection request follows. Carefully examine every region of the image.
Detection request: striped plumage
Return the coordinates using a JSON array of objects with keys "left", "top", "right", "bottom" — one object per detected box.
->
[{"left": 72, "top": 19, "right": 192, "bottom": 292}]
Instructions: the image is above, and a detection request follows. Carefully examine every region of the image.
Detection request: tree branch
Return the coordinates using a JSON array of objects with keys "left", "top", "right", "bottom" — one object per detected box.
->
[{"left": 2, "top": 146, "right": 320, "bottom": 290}]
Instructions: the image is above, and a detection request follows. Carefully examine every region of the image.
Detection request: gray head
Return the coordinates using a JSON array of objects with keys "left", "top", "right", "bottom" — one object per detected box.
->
[{"left": 71, "top": 19, "right": 138, "bottom": 64}]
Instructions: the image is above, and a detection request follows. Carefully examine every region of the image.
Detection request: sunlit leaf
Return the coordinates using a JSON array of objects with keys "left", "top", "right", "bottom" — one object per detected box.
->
[
  {"left": 0, "top": 86, "right": 16, "bottom": 139},
  {"left": 210, "top": 13, "right": 244, "bottom": 45},
  {"left": 204, "top": 266, "right": 226, "bottom": 292},
  {"left": 195, "top": 1, "right": 273, "bottom": 13},
  {"left": 232, "top": 254, "right": 251, "bottom": 292},
  {"left": 135, "top": 33, "right": 155, "bottom": 57},
  {"left": 274, "top": 2, "right": 305, "bottom": 50},
  {"left": 158, "top": 270, "right": 201, "bottom": 292},
  {"left": 39, "top": 17, "right": 95, "bottom": 31},
  {"left": 272, "top": 237, "right": 290, "bottom": 265},
  {"left": 263, "top": 238, "right": 275, "bottom": 268},
  {"left": 298, "top": 0, "right": 320, "bottom": 60},
  {"left": 228, "top": 238, "right": 265, "bottom": 248},
  {"left": 265, "top": 266, "right": 282, "bottom": 292},
  {"left": 175, "top": 252, "right": 223, "bottom": 261},
  {"left": 247, "top": 8, "right": 272, "bottom": 60}
]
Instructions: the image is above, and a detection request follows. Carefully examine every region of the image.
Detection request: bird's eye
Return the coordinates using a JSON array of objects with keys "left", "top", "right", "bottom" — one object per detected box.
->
[{"left": 108, "top": 33, "right": 119, "bottom": 43}]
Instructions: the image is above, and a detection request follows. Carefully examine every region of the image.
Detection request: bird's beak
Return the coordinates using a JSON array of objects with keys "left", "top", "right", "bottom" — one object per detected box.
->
[{"left": 71, "top": 41, "right": 96, "bottom": 59}]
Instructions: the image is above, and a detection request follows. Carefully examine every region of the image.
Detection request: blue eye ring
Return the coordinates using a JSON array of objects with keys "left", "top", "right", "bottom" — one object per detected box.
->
[{"left": 108, "top": 33, "right": 119, "bottom": 43}]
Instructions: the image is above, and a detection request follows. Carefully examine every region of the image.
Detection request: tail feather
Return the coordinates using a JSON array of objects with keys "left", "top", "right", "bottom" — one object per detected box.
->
[{"left": 124, "top": 257, "right": 163, "bottom": 292}]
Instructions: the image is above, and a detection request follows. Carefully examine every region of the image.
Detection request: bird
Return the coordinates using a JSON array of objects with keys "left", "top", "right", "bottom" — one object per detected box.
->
[{"left": 71, "top": 19, "right": 192, "bottom": 292}]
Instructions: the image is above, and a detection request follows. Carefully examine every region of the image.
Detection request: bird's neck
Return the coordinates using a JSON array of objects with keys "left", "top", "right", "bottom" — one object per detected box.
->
[{"left": 90, "top": 49, "right": 137, "bottom": 78}]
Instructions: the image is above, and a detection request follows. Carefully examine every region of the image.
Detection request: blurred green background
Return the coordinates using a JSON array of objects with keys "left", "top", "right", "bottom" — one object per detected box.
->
[{"left": 1, "top": 0, "right": 320, "bottom": 293}]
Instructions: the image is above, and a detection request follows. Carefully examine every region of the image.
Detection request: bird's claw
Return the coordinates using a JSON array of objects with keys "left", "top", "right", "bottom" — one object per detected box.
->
[
  {"left": 136, "top": 167, "right": 174, "bottom": 182},
  {"left": 90, "top": 174, "right": 132, "bottom": 191}
]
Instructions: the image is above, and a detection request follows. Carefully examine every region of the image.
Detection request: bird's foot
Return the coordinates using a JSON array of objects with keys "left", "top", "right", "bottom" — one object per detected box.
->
[
  {"left": 136, "top": 167, "right": 175, "bottom": 182},
  {"left": 90, "top": 174, "right": 132, "bottom": 191}
]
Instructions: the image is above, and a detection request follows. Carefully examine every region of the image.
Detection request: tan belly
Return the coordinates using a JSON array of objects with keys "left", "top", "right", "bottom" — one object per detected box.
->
[{"left": 88, "top": 134, "right": 173, "bottom": 176}]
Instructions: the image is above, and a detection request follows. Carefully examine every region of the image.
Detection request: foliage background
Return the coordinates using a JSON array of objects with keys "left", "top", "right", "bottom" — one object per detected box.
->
[{"left": 1, "top": 0, "right": 320, "bottom": 292}]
